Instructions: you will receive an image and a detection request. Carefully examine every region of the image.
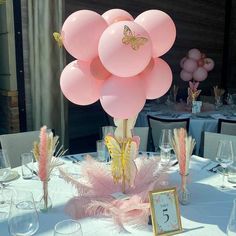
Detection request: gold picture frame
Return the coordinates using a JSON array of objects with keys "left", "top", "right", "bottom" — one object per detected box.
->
[{"left": 149, "top": 187, "right": 182, "bottom": 236}]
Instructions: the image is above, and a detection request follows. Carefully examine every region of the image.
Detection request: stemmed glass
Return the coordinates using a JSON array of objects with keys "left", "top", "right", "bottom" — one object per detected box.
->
[
  {"left": 54, "top": 219, "right": 83, "bottom": 236},
  {"left": 216, "top": 140, "right": 234, "bottom": 190},
  {"left": 0, "top": 150, "right": 11, "bottom": 219},
  {"left": 8, "top": 190, "right": 39, "bottom": 236},
  {"left": 159, "top": 129, "right": 173, "bottom": 164}
]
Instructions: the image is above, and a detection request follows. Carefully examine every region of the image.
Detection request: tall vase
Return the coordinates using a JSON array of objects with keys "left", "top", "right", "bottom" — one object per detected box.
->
[
  {"left": 39, "top": 180, "right": 52, "bottom": 212},
  {"left": 178, "top": 173, "right": 190, "bottom": 205}
]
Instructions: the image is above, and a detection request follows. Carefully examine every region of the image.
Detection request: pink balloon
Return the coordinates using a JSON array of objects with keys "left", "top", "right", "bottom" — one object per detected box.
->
[
  {"left": 90, "top": 56, "right": 111, "bottom": 80},
  {"left": 98, "top": 21, "right": 152, "bottom": 77},
  {"left": 193, "top": 67, "right": 208, "bottom": 81},
  {"left": 135, "top": 10, "right": 176, "bottom": 57},
  {"left": 180, "top": 57, "right": 187, "bottom": 68},
  {"left": 102, "top": 9, "right": 134, "bottom": 25},
  {"left": 203, "top": 58, "right": 214, "bottom": 71},
  {"left": 143, "top": 58, "right": 173, "bottom": 99},
  {"left": 61, "top": 10, "right": 107, "bottom": 61},
  {"left": 60, "top": 60, "right": 103, "bottom": 105},
  {"left": 180, "top": 70, "right": 192, "bottom": 81},
  {"left": 183, "top": 58, "right": 198, "bottom": 73},
  {"left": 188, "top": 48, "right": 201, "bottom": 61},
  {"left": 100, "top": 75, "right": 146, "bottom": 119}
]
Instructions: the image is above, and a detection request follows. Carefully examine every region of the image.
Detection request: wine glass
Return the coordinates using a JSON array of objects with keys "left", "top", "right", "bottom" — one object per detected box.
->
[
  {"left": 8, "top": 190, "right": 39, "bottom": 236},
  {"left": 216, "top": 140, "right": 234, "bottom": 189},
  {"left": 54, "top": 219, "right": 83, "bottom": 236},
  {"left": 159, "top": 129, "right": 173, "bottom": 164}
]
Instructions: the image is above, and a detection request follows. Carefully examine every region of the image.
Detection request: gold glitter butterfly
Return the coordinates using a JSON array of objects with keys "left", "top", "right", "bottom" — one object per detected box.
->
[
  {"left": 53, "top": 32, "right": 63, "bottom": 48},
  {"left": 122, "top": 25, "right": 148, "bottom": 51},
  {"left": 105, "top": 135, "right": 137, "bottom": 185}
]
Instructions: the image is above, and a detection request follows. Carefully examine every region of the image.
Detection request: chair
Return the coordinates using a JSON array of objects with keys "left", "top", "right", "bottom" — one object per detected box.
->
[
  {"left": 100, "top": 126, "right": 149, "bottom": 151},
  {"left": 147, "top": 115, "right": 190, "bottom": 151},
  {"left": 0, "top": 131, "right": 40, "bottom": 168},
  {"left": 133, "top": 127, "right": 149, "bottom": 151},
  {"left": 218, "top": 119, "right": 236, "bottom": 135},
  {"left": 203, "top": 132, "right": 236, "bottom": 161}
]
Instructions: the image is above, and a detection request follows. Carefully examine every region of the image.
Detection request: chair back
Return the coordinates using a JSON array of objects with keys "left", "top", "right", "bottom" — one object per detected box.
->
[
  {"left": 147, "top": 115, "right": 190, "bottom": 150},
  {"left": 203, "top": 132, "right": 236, "bottom": 161},
  {"left": 132, "top": 127, "right": 149, "bottom": 151},
  {"left": 218, "top": 119, "right": 236, "bottom": 135},
  {"left": 0, "top": 131, "right": 40, "bottom": 168}
]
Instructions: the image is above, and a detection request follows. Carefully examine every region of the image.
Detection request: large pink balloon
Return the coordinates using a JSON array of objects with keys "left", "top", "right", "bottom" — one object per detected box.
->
[
  {"left": 60, "top": 60, "right": 103, "bottom": 105},
  {"left": 61, "top": 10, "right": 107, "bottom": 61},
  {"left": 188, "top": 48, "right": 201, "bottom": 61},
  {"left": 203, "top": 58, "right": 214, "bottom": 71},
  {"left": 90, "top": 56, "right": 111, "bottom": 80},
  {"left": 102, "top": 9, "right": 134, "bottom": 25},
  {"left": 98, "top": 21, "right": 152, "bottom": 77},
  {"left": 193, "top": 67, "right": 208, "bottom": 82},
  {"left": 135, "top": 10, "right": 176, "bottom": 57},
  {"left": 183, "top": 58, "right": 198, "bottom": 73},
  {"left": 144, "top": 58, "right": 172, "bottom": 99},
  {"left": 180, "top": 70, "right": 192, "bottom": 81},
  {"left": 100, "top": 75, "right": 146, "bottom": 119}
]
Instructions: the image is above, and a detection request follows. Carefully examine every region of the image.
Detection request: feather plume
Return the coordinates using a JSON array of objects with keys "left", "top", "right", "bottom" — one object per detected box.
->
[{"left": 39, "top": 126, "right": 48, "bottom": 181}]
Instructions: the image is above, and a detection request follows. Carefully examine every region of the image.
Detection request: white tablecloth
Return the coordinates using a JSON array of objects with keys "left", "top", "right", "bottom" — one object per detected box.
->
[
  {"left": 136, "top": 103, "right": 236, "bottom": 155},
  {"left": 0, "top": 155, "right": 235, "bottom": 236}
]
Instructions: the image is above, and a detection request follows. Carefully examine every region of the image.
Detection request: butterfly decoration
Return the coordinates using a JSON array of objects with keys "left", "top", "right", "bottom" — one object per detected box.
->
[
  {"left": 113, "top": 116, "right": 137, "bottom": 139},
  {"left": 187, "top": 87, "right": 201, "bottom": 105},
  {"left": 53, "top": 32, "right": 63, "bottom": 48},
  {"left": 189, "top": 81, "right": 199, "bottom": 92},
  {"left": 122, "top": 25, "right": 148, "bottom": 51},
  {"left": 105, "top": 135, "right": 138, "bottom": 188}
]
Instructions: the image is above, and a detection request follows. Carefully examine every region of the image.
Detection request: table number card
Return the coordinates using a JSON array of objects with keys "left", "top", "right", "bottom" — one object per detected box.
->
[{"left": 149, "top": 187, "right": 182, "bottom": 236}]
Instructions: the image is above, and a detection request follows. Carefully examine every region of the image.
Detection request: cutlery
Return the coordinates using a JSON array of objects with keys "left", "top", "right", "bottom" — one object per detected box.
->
[
  {"left": 207, "top": 164, "right": 220, "bottom": 173},
  {"left": 66, "top": 155, "right": 81, "bottom": 163},
  {"left": 171, "top": 161, "right": 178, "bottom": 167}
]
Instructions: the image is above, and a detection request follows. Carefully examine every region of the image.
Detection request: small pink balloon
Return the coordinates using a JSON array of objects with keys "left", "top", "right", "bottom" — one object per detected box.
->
[
  {"left": 193, "top": 67, "right": 208, "bottom": 81},
  {"left": 98, "top": 21, "right": 152, "bottom": 77},
  {"left": 139, "top": 58, "right": 155, "bottom": 76},
  {"left": 180, "top": 57, "right": 187, "bottom": 68},
  {"left": 135, "top": 10, "right": 176, "bottom": 57},
  {"left": 143, "top": 58, "right": 173, "bottom": 99},
  {"left": 100, "top": 75, "right": 146, "bottom": 119},
  {"left": 102, "top": 9, "right": 134, "bottom": 25},
  {"left": 180, "top": 70, "right": 192, "bottom": 81},
  {"left": 183, "top": 58, "right": 198, "bottom": 73},
  {"left": 60, "top": 60, "right": 103, "bottom": 105},
  {"left": 203, "top": 58, "right": 215, "bottom": 71},
  {"left": 61, "top": 10, "right": 107, "bottom": 61},
  {"left": 188, "top": 48, "right": 201, "bottom": 61},
  {"left": 90, "top": 56, "right": 111, "bottom": 80}
]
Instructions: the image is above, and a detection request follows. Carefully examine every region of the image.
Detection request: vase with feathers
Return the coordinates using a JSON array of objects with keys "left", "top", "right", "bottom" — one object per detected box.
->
[{"left": 33, "top": 126, "right": 65, "bottom": 212}]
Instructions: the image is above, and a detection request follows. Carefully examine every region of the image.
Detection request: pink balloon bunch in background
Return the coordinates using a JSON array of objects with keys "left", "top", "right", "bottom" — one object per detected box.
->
[
  {"left": 180, "top": 48, "right": 214, "bottom": 82},
  {"left": 60, "top": 9, "right": 176, "bottom": 119}
]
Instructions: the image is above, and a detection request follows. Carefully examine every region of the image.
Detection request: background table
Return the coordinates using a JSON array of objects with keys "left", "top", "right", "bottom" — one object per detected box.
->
[
  {"left": 136, "top": 102, "right": 236, "bottom": 155},
  {"left": 0, "top": 155, "right": 235, "bottom": 235}
]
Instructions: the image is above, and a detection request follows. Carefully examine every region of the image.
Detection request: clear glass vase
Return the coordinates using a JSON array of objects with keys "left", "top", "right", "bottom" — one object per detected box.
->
[
  {"left": 39, "top": 180, "right": 52, "bottom": 212},
  {"left": 178, "top": 174, "right": 190, "bottom": 205}
]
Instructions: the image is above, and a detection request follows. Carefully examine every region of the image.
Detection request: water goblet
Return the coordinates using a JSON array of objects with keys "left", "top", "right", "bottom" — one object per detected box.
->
[
  {"left": 8, "top": 190, "right": 39, "bottom": 236},
  {"left": 216, "top": 140, "right": 234, "bottom": 190},
  {"left": 159, "top": 129, "right": 173, "bottom": 165},
  {"left": 54, "top": 219, "right": 83, "bottom": 236}
]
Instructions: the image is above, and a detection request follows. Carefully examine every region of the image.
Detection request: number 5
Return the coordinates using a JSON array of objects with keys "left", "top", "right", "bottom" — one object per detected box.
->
[{"left": 162, "top": 208, "right": 169, "bottom": 223}]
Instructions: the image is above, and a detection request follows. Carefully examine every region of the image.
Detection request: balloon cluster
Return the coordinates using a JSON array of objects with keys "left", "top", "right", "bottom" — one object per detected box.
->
[
  {"left": 60, "top": 9, "right": 176, "bottom": 119},
  {"left": 180, "top": 48, "right": 214, "bottom": 82}
]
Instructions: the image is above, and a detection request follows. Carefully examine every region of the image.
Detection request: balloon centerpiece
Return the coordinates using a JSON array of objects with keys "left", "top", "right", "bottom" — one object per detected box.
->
[
  {"left": 180, "top": 48, "right": 214, "bottom": 105},
  {"left": 56, "top": 8, "right": 176, "bottom": 229}
]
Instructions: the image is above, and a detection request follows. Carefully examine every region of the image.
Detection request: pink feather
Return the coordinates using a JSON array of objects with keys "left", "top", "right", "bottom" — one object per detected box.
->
[
  {"left": 60, "top": 156, "right": 170, "bottom": 231},
  {"left": 39, "top": 126, "right": 48, "bottom": 181}
]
